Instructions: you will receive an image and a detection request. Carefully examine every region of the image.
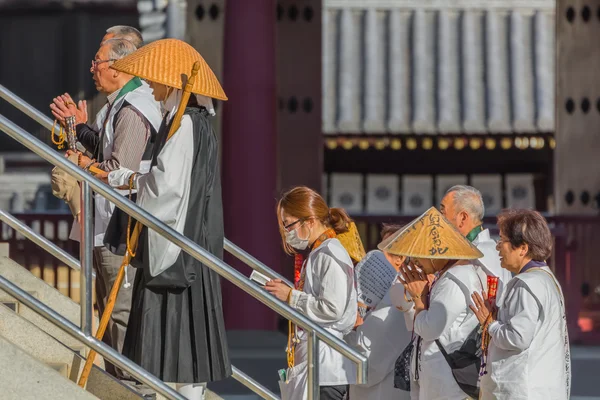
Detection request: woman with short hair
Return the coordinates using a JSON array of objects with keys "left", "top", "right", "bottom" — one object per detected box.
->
[{"left": 471, "top": 209, "right": 571, "bottom": 400}]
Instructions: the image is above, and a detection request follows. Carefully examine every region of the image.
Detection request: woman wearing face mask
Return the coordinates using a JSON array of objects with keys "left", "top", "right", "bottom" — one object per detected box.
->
[
  {"left": 470, "top": 210, "right": 570, "bottom": 400},
  {"left": 381, "top": 207, "right": 485, "bottom": 400},
  {"left": 266, "top": 186, "right": 358, "bottom": 400}
]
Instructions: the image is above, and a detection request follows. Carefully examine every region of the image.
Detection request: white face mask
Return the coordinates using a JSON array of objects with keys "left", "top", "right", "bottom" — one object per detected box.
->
[{"left": 285, "top": 224, "right": 311, "bottom": 251}]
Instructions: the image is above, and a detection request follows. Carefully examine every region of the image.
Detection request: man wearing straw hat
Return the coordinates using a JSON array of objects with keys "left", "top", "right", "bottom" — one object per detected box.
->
[
  {"left": 382, "top": 207, "right": 486, "bottom": 400},
  {"left": 101, "top": 39, "right": 230, "bottom": 399}
]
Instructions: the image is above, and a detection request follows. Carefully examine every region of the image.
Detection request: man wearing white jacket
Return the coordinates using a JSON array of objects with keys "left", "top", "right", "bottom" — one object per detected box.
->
[{"left": 440, "top": 185, "right": 512, "bottom": 302}]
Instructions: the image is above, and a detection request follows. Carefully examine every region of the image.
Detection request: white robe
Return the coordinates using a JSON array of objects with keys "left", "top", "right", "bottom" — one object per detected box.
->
[
  {"left": 481, "top": 266, "right": 571, "bottom": 400},
  {"left": 411, "top": 264, "right": 485, "bottom": 400},
  {"left": 347, "top": 289, "right": 412, "bottom": 400},
  {"left": 281, "top": 238, "right": 357, "bottom": 400},
  {"left": 108, "top": 89, "right": 194, "bottom": 277},
  {"left": 473, "top": 229, "right": 513, "bottom": 303}
]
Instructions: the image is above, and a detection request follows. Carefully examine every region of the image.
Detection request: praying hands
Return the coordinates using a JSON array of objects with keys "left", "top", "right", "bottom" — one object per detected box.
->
[{"left": 470, "top": 291, "right": 496, "bottom": 325}]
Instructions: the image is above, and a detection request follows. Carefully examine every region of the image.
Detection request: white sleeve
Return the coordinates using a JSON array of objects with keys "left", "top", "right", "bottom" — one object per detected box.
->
[
  {"left": 389, "top": 279, "right": 416, "bottom": 312},
  {"left": 413, "top": 277, "right": 466, "bottom": 341},
  {"left": 107, "top": 167, "right": 135, "bottom": 187},
  {"left": 135, "top": 115, "right": 194, "bottom": 276},
  {"left": 488, "top": 280, "right": 540, "bottom": 351},
  {"left": 389, "top": 279, "right": 416, "bottom": 331},
  {"left": 289, "top": 253, "right": 351, "bottom": 324},
  {"left": 355, "top": 304, "right": 412, "bottom": 387}
]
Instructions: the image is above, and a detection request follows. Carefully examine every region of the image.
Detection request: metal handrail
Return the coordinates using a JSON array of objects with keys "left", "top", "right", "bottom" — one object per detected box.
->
[
  {"left": 0, "top": 209, "right": 82, "bottom": 273},
  {"left": 0, "top": 87, "right": 368, "bottom": 394},
  {"left": 232, "top": 367, "right": 279, "bottom": 400},
  {"left": 0, "top": 88, "right": 286, "bottom": 400},
  {"left": 0, "top": 274, "right": 186, "bottom": 399},
  {"left": 0, "top": 111, "right": 367, "bottom": 392},
  {"left": 224, "top": 239, "right": 293, "bottom": 287},
  {"left": 0, "top": 209, "right": 278, "bottom": 400}
]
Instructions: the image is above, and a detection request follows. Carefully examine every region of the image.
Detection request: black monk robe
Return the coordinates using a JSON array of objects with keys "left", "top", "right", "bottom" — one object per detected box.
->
[{"left": 122, "top": 107, "right": 231, "bottom": 383}]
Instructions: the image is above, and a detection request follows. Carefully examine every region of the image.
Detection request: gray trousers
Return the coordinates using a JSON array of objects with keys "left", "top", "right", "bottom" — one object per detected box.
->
[{"left": 93, "top": 246, "right": 135, "bottom": 377}]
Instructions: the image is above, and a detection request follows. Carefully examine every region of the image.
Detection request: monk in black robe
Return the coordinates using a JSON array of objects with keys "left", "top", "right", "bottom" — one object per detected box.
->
[{"left": 104, "top": 39, "right": 231, "bottom": 398}]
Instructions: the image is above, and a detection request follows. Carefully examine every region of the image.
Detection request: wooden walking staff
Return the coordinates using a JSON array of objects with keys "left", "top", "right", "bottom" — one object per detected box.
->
[{"left": 78, "top": 61, "right": 202, "bottom": 388}]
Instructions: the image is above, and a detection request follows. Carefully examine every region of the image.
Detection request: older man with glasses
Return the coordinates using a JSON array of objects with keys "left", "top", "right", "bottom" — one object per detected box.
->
[
  {"left": 440, "top": 185, "right": 512, "bottom": 303},
  {"left": 49, "top": 36, "right": 163, "bottom": 378}
]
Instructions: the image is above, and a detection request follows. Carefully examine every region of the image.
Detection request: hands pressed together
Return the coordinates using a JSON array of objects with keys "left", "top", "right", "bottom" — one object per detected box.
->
[
  {"left": 50, "top": 93, "right": 88, "bottom": 126},
  {"left": 470, "top": 291, "right": 496, "bottom": 326},
  {"left": 398, "top": 264, "right": 430, "bottom": 301}
]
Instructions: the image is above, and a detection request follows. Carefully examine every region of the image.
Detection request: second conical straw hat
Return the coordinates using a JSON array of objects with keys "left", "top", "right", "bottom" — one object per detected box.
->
[
  {"left": 111, "top": 38, "right": 227, "bottom": 100},
  {"left": 378, "top": 207, "right": 483, "bottom": 260},
  {"left": 337, "top": 221, "right": 366, "bottom": 263}
]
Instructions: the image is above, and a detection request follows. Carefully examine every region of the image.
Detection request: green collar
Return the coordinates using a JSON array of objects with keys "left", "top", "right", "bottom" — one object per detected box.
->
[
  {"left": 466, "top": 225, "right": 483, "bottom": 242},
  {"left": 114, "top": 77, "right": 142, "bottom": 102}
]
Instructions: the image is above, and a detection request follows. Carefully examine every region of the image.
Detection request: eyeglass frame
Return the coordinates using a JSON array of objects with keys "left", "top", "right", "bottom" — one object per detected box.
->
[
  {"left": 283, "top": 218, "right": 308, "bottom": 232},
  {"left": 91, "top": 58, "right": 117, "bottom": 70}
]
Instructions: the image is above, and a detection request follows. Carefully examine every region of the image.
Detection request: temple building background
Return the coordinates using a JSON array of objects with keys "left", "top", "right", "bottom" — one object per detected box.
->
[{"left": 0, "top": 0, "right": 599, "bottom": 354}]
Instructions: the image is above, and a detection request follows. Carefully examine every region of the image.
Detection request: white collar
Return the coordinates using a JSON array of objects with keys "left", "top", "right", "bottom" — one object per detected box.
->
[{"left": 472, "top": 228, "right": 491, "bottom": 245}]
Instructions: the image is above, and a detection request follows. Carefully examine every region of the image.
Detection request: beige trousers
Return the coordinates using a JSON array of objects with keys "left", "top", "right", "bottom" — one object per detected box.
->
[{"left": 92, "top": 246, "right": 135, "bottom": 378}]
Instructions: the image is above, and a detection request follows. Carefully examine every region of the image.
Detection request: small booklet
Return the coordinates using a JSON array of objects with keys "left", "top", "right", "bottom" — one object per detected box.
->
[{"left": 250, "top": 270, "right": 271, "bottom": 286}]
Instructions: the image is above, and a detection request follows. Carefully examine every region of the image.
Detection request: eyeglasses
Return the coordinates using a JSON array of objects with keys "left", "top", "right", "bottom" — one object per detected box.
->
[
  {"left": 283, "top": 218, "right": 304, "bottom": 232},
  {"left": 91, "top": 58, "right": 117, "bottom": 70}
]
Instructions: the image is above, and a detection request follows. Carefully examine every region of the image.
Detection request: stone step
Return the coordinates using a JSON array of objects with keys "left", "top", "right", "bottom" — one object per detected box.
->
[
  {"left": 0, "top": 302, "right": 143, "bottom": 399},
  {"left": 0, "top": 334, "right": 98, "bottom": 400},
  {"left": 0, "top": 255, "right": 104, "bottom": 366}
]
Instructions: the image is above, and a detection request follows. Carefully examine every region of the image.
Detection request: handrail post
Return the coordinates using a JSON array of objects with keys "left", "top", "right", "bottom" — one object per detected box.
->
[
  {"left": 80, "top": 181, "right": 94, "bottom": 335},
  {"left": 307, "top": 330, "right": 319, "bottom": 400}
]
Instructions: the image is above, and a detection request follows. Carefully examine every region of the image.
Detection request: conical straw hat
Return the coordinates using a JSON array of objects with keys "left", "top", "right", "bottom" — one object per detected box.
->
[
  {"left": 378, "top": 207, "right": 483, "bottom": 260},
  {"left": 337, "top": 221, "right": 366, "bottom": 263},
  {"left": 111, "top": 38, "right": 227, "bottom": 100}
]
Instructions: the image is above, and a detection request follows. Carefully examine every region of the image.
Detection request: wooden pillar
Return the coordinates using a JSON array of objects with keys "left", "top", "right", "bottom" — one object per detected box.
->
[{"left": 221, "top": 0, "right": 279, "bottom": 330}]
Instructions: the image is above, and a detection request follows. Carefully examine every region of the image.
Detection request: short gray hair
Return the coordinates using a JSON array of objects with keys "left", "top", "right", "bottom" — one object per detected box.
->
[
  {"left": 106, "top": 25, "right": 143, "bottom": 48},
  {"left": 445, "top": 185, "right": 485, "bottom": 222},
  {"left": 102, "top": 38, "right": 137, "bottom": 61}
]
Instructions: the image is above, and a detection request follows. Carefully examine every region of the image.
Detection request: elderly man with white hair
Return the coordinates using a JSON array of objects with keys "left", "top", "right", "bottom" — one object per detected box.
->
[
  {"left": 49, "top": 37, "right": 163, "bottom": 377},
  {"left": 101, "top": 25, "right": 144, "bottom": 48},
  {"left": 440, "top": 185, "right": 512, "bottom": 301}
]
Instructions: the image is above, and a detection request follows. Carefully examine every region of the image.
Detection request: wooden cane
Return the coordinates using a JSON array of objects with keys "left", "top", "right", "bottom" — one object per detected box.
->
[{"left": 78, "top": 61, "right": 202, "bottom": 388}]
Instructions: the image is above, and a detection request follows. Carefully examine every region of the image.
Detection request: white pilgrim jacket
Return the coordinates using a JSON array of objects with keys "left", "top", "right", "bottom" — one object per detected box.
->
[
  {"left": 70, "top": 80, "right": 162, "bottom": 246},
  {"left": 481, "top": 266, "right": 571, "bottom": 400},
  {"left": 473, "top": 229, "right": 513, "bottom": 303},
  {"left": 281, "top": 238, "right": 357, "bottom": 400},
  {"left": 393, "top": 263, "right": 486, "bottom": 400},
  {"left": 347, "top": 287, "right": 412, "bottom": 400}
]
